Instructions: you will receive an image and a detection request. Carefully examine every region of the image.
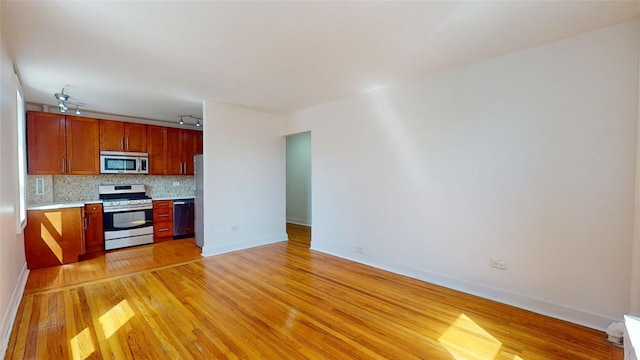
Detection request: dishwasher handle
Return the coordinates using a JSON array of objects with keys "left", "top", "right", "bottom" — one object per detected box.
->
[{"left": 173, "top": 201, "right": 187, "bottom": 205}]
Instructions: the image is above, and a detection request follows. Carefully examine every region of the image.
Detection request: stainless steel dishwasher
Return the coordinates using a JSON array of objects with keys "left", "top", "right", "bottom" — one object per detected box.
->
[{"left": 173, "top": 198, "right": 195, "bottom": 239}]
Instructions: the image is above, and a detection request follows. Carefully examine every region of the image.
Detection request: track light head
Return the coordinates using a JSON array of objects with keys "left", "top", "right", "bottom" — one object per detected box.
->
[
  {"left": 54, "top": 88, "right": 70, "bottom": 101},
  {"left": 75, "top": 106, "right": 81, "bottom": 115}
]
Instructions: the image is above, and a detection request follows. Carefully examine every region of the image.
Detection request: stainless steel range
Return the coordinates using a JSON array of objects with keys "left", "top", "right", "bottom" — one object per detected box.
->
[{"left": 99, "top": 184, "right": 154, "bottom": 250}]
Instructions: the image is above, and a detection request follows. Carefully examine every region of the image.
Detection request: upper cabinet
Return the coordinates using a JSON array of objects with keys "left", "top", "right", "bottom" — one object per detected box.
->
[
  {"left": 167, "top": 128, "right": 203, "bottom": 175},
  {"left": 100, "top": 120, "right": 147, "bottom": 152},
  {"left": 27, "top": 112, "right": 100, "bottom": 175},
  {"left": 147, "top": 125, "right": 167, "bottom": 175},
  {"left": 27, "top": 111, "right": 201, "bottom": 175}
]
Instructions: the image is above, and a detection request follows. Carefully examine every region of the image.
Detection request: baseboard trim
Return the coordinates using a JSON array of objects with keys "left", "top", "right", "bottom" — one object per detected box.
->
[
  {"left": 0, "top": 262, "right": 29, "bottom": 359},
  {"left": 286, "top": 217, "right": 311, "bottom": 226},
  {"left": 310, "top": 242, "right": 615, "bottom": 332},
  {"left": 201, "top": 233, "right": 287, "bottom": 257}
]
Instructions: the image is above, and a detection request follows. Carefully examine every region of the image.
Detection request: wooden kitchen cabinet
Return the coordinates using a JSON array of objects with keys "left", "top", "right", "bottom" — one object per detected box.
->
[
  {"left": 153, "top": 200, "right": 173, "bottom": 242},
  {"left": 27, "top": 112, "right": 100, "bottom": 175},
  {"left": 100, "top": 120, "right": 147, "bottom": 152},
  {"left": 147, "top": 125, "right": 167, "bottom": 175},
  {"left": 24, "top": 207, "right": 85, "bottom": 269},
  {"left": 167, "top": 128, "right": 203, "bottom": 175},
  {"left": 83, "top": 203, "right": 104, "bottom": 257}
]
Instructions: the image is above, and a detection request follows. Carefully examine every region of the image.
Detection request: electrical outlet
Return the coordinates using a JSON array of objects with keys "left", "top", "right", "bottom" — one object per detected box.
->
[
  {"left": 35, "top": 177, "right": 45, "bottom": 195},
  {"left": 231, "top": 226, "right": 239, "bottom": 232},
  {"left": 490, "top": 259, "right": 507, "bottom": 270},
  {"left": 355, "top": 246, "right": 364, "bottom": 254}
]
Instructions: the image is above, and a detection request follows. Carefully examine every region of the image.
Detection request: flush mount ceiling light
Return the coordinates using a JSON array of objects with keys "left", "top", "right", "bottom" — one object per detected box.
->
[
  {"left": 177, "top": 114, "right": 202, "bottom": 127},
  {"left": 54, "top": 87, "right": 83, "bottom": 115}
]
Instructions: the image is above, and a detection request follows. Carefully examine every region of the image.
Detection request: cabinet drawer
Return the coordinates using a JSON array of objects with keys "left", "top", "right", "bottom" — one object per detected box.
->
[
  {"left": 154, "top": 222, "right": 174, "bottom": 237},
  {"left": 153, "top": 200, "right": 173, "bottom": 208},
  {"left": 85, "top": 203, "right": 103, "bottom": 213},
  {"left": 153, "top": 207, "right": 173, "bottom": 222}
]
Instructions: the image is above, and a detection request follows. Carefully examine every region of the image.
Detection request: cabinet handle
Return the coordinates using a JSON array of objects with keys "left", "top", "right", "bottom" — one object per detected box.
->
[
  {"left": 158, "top": 228, "right": 169, "bottom": 232},
  {"left": 84, "top": 216, "right": 88, "bottom": 230},
  {"left": 126, "top": 137, "right": 129, "bottom": 150},
  {"left": 68, "top": 158, "right": 72, "bottom": 173},
  {"left": 61, "top": 158, "right": 65, "bottom": 173},
  {"left": 158, "top": 214, "right": 169, "bottom": 217},
  {"left": 121, "top": 137, "right": 124, "bottom": 150}
]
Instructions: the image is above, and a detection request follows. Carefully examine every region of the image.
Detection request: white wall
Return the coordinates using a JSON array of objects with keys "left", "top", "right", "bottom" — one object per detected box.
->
[
  {"left": 201, "top": 102, "right": 287, "bottom": 256},
  {"left": 0, "top": 14, "right": 28, "bottom": 357},
  {"left": 286, "top": 132, "right": 311, "bottom": 226},
  {"left": 284, "top": 20, "right": 640, "bottom": 330}
]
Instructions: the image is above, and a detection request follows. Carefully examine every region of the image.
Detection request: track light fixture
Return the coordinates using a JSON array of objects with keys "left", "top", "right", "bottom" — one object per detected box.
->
[
  {"left": 54, "top": 87, "right": 84, "bottom": 114},
  {"left": 177, "top": 114, "right": 202, "bottom": 127}
]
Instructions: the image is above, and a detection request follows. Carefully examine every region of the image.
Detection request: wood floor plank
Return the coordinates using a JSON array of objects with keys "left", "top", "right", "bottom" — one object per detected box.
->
[{"left": 6, "top": 226, "right": 623, "bottom": 359}]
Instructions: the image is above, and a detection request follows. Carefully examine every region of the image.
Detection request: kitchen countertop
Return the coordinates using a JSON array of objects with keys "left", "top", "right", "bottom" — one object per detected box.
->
[
  {"left": 27, "top": 196, "right": 195, "bottom": 210},
  {"left": 27, "top": 201, "right": 99, "bottom": 211},
  {"left": 153, "top": 196, "right": 195, "bottom": 201}
]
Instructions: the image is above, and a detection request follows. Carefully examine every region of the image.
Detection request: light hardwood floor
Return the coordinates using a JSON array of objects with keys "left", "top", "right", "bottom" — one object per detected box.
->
[{"left": 5, "top": 225, "right": 622, "bottom": 359}]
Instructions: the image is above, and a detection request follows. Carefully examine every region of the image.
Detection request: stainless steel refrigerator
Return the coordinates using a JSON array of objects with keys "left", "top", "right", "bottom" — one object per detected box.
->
[{"left": 194, "top": 154, "right": 204, "bottom": 248}]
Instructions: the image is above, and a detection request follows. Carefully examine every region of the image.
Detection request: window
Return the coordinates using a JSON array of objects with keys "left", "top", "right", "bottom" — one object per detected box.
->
[{"left": 14, "top": 75, "right": 26, "bottom": 233}]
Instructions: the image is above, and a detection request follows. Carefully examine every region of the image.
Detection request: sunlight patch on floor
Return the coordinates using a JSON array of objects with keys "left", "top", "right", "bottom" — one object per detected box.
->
[
  {"left": 70, "top": 327, "right": 95, "bottom": 360},
  {"left": 438, "top": 313, "right": 502, "bottom": 360},
  {"left": 99, "top": 299, "right": 135, "bottom": 338}
]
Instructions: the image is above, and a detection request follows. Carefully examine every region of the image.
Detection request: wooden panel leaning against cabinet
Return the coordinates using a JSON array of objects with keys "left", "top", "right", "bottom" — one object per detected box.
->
[
  {"left": 153, "top": 200, "right": 174, "bottom": 242},
  {"left": 24, "top": 207, "right": 85, "bottom": 269}
]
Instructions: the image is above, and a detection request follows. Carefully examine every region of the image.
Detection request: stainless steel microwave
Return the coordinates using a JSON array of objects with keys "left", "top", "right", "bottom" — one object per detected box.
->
[{"left": 100, "top": 151, "right": 149, "bottom": 174}]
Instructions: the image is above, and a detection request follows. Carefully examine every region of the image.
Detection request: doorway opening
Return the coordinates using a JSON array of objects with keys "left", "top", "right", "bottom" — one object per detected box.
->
[{"left": 286, "top": 131, "right": 311, "bottom": 247}]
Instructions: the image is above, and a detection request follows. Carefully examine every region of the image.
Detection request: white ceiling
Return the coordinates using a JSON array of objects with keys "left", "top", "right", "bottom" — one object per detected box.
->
[{"left": 1, "top": 1, "right": 638, "bottom": 124}]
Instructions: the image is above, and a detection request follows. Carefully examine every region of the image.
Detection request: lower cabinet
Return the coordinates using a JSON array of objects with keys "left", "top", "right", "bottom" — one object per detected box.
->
[
  {"left": 153, "top": 200, "right": 174, "bottom": 242},
  {"left": 82, "top": 203, "right": 104, "bottom": 258},
  {"left": 25, "top": 207, "right": 85, "bottom": 269}
]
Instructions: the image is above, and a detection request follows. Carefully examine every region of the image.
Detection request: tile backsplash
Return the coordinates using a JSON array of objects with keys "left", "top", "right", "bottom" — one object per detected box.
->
[{"left": 27, "top": 174, "right": 195, "bottom": 204}]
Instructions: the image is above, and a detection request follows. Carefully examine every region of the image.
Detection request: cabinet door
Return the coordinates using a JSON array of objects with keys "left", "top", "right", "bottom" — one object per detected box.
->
[
  {"left": 100, "top": 120, "right": 125, "bottom": 151},
  {"left": 147, "top": 125, "right": 167, "bottom": 175},
  {"left": 166, "top": 127, "right": 183, "bottom": 175},
  {"left": 183, "top": 130, "right": 198, "bottom": 175},
  {"left": 195, "top": 131, "right": 203, "bottom": 155},
  {"left": 84, "top": 204, "right": 104, "bottom": 252},
  {"left": 124, "top": 123, "right": 147, "bottom": 152},
  {"left": 24, "top": 207, "right": 84, "bottom": 269},
  {"left": 65, "top": 116, "right": 100, "bottom": 175},
  {"left": 27, "top": 112, "right": 66, "bottom": 174}
]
